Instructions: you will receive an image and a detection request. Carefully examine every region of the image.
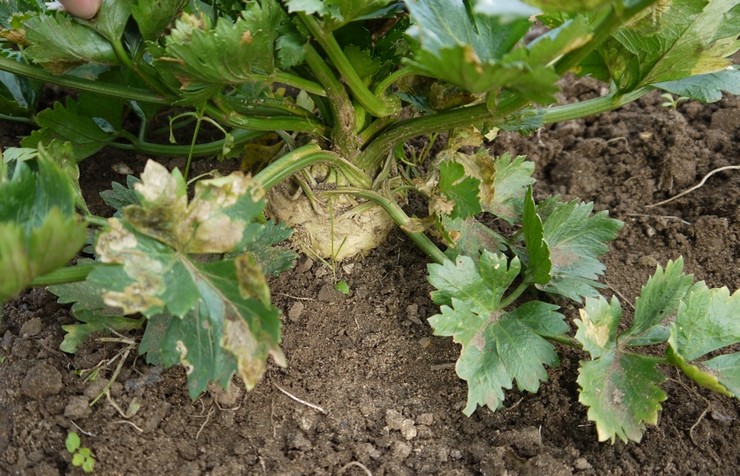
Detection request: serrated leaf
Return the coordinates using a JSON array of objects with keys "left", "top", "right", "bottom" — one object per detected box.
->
[
  {"left": 21, "top": 12, "right": 118, "bottom": 74},
  {"left": 486, "top": 153, "right": 535, "bottom": 223},
  {"left": 438, "top": 160, "right": 482, "bottom": 220},
  {"left": 100, "top": 175, "right": 141, "bottom": 211},
  {"left": 439, "top": 215, "right": 507, "bottom": 258},
  {"left": 49, "top": 279, "right": 143, "bottom": 353},
  {"left": 89, "top": 162, "right": 285, "bottom": 395},
  {"left": 667, "top": 283, "right": 740, "bottom": 396},
  {"left": 93, "top": 0, "right": 131, "bottom": 42},
  {"left": 405, "top": 0, "right": 531, "bottom": 94},
  {"left": 0, "top": 153, "right": 86, "bottom": 301},
  {"left": 286, "top": 0, "right": 397, "bottom": 30},
  {"left": 622, "top": 258, "right": 693, "bottom": 346},
  {"left": 654, "top": 66, "right": 740, "bottom": 103},
  {"left": 122, "top": 160, "right": 264, "bottom": 254},
  {"left": 536, "top": 199, "right": 622, "bottom": 301},
  {"left": 428, "top": 251, "right": 568, "bottom": 414},
  {"left": 578, "top": 350, "right": 667, "bottom": 443},
  {"left": 600, "top": 0, "right": 740, "bottom": 92},
  {"left": 0, "top": 66, "right": 40, "bottom": 115},
  {"left": 22, "top": 98, "right": 119, "bottom": 161},
  {"left": 575, "top": 295, "right": 621, "bottom": 358},
  {"left": 156, "top": 1, "right": 284, "bottom": 88},
  {"left": 429, "top": 251, "right": 519, "bottom": 311},
  {"left": 130, "top": 0, "right": 187, "bottom": 41},
  {"left": 522, "top": 186, "right": 551, "bottom": 284},
  {"left": 238, "top": 220, "right": 296, "bottom": 276}
]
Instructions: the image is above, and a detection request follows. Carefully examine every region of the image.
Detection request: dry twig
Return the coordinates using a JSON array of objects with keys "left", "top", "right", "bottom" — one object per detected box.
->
[
  {"left": 274, "top": 383, "right": 327, "bottom": 414},
  {"left": 647, "top": 165, "right": 740, "bottom": 208}
]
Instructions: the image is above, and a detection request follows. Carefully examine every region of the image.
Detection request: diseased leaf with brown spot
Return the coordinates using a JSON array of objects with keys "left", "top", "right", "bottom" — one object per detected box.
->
[
  {"left": 536, "top": 197, "right": 622, "bottom": 300},
  {"left": 428, "top": 251, "right": 568, "bottom": 415},
  {"left": 88, "top": 162, "right": 284, "bottom": 396}
]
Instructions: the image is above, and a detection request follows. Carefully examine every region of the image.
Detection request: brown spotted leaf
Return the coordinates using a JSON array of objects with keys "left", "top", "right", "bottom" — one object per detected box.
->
[
  {"left": 428, "top": 251, "right": 568, "bottom": 415},
  {"left": 89, "top": 161, "right": 284, "bottom": 397}
]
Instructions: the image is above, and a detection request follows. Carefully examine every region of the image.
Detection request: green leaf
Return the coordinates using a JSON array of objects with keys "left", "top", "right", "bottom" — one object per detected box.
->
[
  {"left": 522, "top": 187, "right": 551, "bottom": 285},
  {"left": 21, "top": 12, "right": 118, "bottom": 74},
  {"left": 485, "top": 153, "right": 535, "bottom": 223},
  {"left": 0, "top": 153, "right": 86, "bottom": 302},
  {"left": 65, "top": 432, "right": 81, "bottom": 453},
  {"left": 428, "top": 252, "right": 568, "bottom": 414},
  {"left": 654, "top": 66, "right": 740, "bottom": 103},
  {"left": 238, "top": 220, "right": 296, "bottom": 276},
  {"left": 668, "top": 283, "right": 740, "bottom": 397},
  {"left": 89, "top": 161, "right": 286, "bottom": 395},
  {"left": 577, "top": 350, "right": 667, "bottom": 443},
  {"left": 286, "top": 0, "right": 396, "bottom": 29},
  {"left": 622, "top": 258, "right": 693, "bottom": 346},
  {"left": 156, "top": 1, "right": 285, "bottom": 87},
  {"left": 473, "top": 0, "right": 540, "bottom": 22},
  {"left": 100, "top": 175, "right": 142, "bottom": 212},
  {"left": 49, "top": 279, "right": 143, "bottom": 353},
  {"left": 405, "top": 0, "right": 530, "bottom": 93},
  {"left": 130, "top": 0, "right": 187, "bottom": 41},
  {"left": 0, "top": 66, "right": 40, "bottom": 116},
  {"left": 536, "top": 198, "right": 623, "bottom": 301},
  {"left": 575, "top": 295, "right": 621, "bottom": 359},
  {"left": 438, "top": 215, "right": 507, "bottom": 258},
  {"left": 438, "top": 160, "right": 482, "bottom": 220},
  {"left": 93, "top": 0, "right": 131, "bottom": 42},
  {"left": 22, "top": 98, "right": 119, "bottom": 161},
  {"left": 600, "top": 0, "right": 740, "bottom": 92}
]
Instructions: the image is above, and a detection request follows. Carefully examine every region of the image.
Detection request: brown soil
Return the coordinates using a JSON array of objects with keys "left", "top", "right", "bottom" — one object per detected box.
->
[{"left": 1, "top": 79, "right": 738, "bottom": 475}]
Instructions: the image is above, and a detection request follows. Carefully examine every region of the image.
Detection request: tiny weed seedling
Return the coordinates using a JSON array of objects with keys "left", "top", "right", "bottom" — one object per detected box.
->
[
  {"left": 65, "top": 431, "right": 95, "bottom": 473},
  {"left": 1, "top": 0, "right": 738, "bottom": 443},
  {"left": 660, "top": 93, "right": 690, "bottom": 110}
]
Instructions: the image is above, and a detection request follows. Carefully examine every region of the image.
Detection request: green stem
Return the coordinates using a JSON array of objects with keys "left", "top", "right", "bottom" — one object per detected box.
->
[
  {"left": 183, "top": 107, "right": 205, "bottom": 180},
  {"left": 269, "top": 71, "right": 327, "bottom": 97},
  {"left": 539, "top": 87, "right": 652, "bottom": 124},
  {"left": 328, "top": 187, "right": 448, "bottom": 264},
  {"left": 30, "top": 264, "right": 97, "bottom": 286},
  {"left": 110, "top": 38, "right": 171, "bottom": 98},
  {"left": 0, "top": 113, "right": 35, "bottom": 125},
  {"left": 303, "top": 43, "right": 358, "bottom": 154},
  {"left": 222, "top": 95, "right": 317, "bottom": 118},
  {"left": 358, "top": 116, "right": 396, "bottom": 145},
  {"left": 554, "top": 0, "right": 658, "bottom": 76},
  {"left": 114, "top": 129, "right": 264, "bottom": 157},
  {"left": 499, "top": 280, "right": 531, "bottom": 309},
  {"left": 84, "top": 215, "right": 109, "bottom": 227},
  {"left": 0, "top": 56, "right": 169, "bottom": 104},
  {"left": 373, "top": 66, "right": 414, "bottom": 97},
  {"left": 547, "top": 334, "right": 583, "bottom": 349},
  {"left": 357, "top": 103, "right": 491, "bottom": 172},
  {"left": 254, "top": 144, "right": 371, "bottom": 190},
  {"left": 299, "top": 13, "right": 399, "bottom": 118},
  {"left": 359, "top": 85, "right": 654, "bottom": 173},
  {"left": 206, "top": 101, "right": 327, "bottom": 136}
]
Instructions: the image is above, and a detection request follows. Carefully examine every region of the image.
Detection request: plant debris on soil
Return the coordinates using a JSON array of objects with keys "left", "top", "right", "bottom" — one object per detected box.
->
[{"left": 1, "top": 78, "right": 738, "bottom": 475}]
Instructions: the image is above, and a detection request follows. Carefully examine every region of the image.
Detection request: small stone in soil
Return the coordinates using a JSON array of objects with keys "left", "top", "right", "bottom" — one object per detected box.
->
[
  {"left": 64, "top": 395, "right": 92, "bottom": 419},
  {"left": 288, "top": 301, "right": 305, "bottom": 322},
  {"left": 390, "top": 440, "right": 412, "bottom": 461},
  {"left": 21, "top": 363, "right": 62, "bottom": 400},
  {"left": 400, "top": 419, "right": 417, "bottom": 440},
  {"left": 385, "top": 409, "right": 404, "bottom": 430},
  {"left": 20, "top": 318, "right": 42, "bottom": 338},
  {"left": 291, "top": 431, "right": 312, "bottom": 451},
  {"left": 574, "top": 457, "right": 592, "bottom": 470}
]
